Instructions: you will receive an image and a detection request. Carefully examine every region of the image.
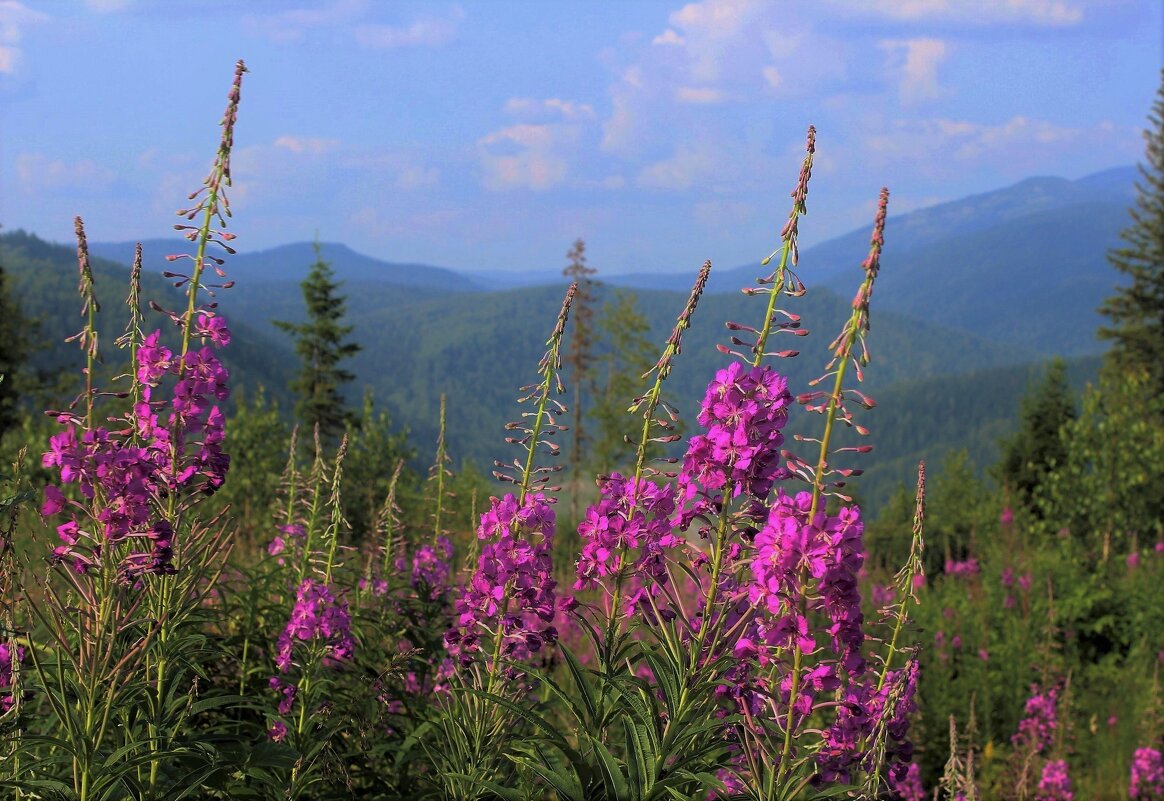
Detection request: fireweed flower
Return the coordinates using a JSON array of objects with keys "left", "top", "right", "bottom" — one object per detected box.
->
[
  {"left": 888, "top": 761, "right": 925, "bottom": 801},
  {"left": 749, "top": 490, "right": 867, "bottom": 675},
  {"left": 817, "top": 660, "right": 919, "bottom": 784},
  {"left": 1012, "top": 684, "right": 1059, "bottom": 753},
  {"left": 274, "top": 578, "right": 355, "bottom": 675},
  {"left": 41, "top": 316, "right": 233, "bottom": 579},
  {"left": 0, "top": 643, "right": 24, "bottom": 713},
  {"left": 445, "top": 492, "right": 559, "bottom": 666},
  {"left": 574, "top": 473, "right": 679, "bottom": 596},
  {"left": 1131, "top": 747, "right": 1164, "bottom": 800},
  {"left": 678, "top": 362, "right": 793, "bottom": 504},
  {"left": 944, "top": 558, "right": 979, "bottom": 578},
  {"left": 1036, "top": 758, "right": 1074, "bottom": 801},
  {"left": 411, "top": 535, "right": 454, "bottom": 599}
]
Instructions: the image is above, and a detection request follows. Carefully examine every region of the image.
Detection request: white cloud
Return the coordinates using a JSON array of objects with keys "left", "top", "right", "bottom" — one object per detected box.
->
[
  {"left": 761, "top": 66, "right": 782, "bottom": 90},
  {"left": 652, "top": 28, "right": 685, "bottom": 46},
  {"left": 242, "top": 0, "right": 367, "bottom": 45},
  {"left": 849, "top": 0, "right": 1083, "bottom": 26},
  {"left": 0, "top": 0, "right": 48, "bottom": 74},
  {"left": 82, "top": 0, "right": 133, "bottom": 13},
  {"left": 667, "top": 0, "right": 765, "bottom": 82},
  {"left": 478, "top": 123, "right": 577, "bottom": 191},
  {"left": 637, "top": 143, "right": 720, "bottom": 190},
  {"left": 861, "top": 114, "right": 1121, "bottom": 177},
  {"left": 670, "top": 0, "right": 762, "bottom": 40},
  {"left": 600, "top": 75, "right": 647, "bottom": 157},
  {"left": 880, "top": 38, "right": 949, "bottom": 104},
  {"left": 675, "top": 86, "right": 729, "bottom": 105},
  {"left": 394, "top": 165, "right": 440, "bottom": 190},
  {"left": 274, "top": 135, "right": 341, "bottom": 155},
  {"left": 504, "top": 97, "right": 595, "bottom": 121},
  {"left": 355, "top": 6, "right": 464, "bottom": 49},
  {"left": 15, "top": 154, "right": 117, "bottom": 193}
]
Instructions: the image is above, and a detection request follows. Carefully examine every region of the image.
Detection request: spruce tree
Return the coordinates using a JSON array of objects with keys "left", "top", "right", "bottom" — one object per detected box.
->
[
  {"left": 274, "top": 243, "right": 361, "bottom": 441},
  {"left": 0, "top": 254, "right": 29, "bottom": 441},
  {"left": 562, "top": 238, "right": 598, "bottom": 517},
  {"left": 1000, "top": 358, "right": 1076, "bottom": 512},
  {"left": 1098, "top": 69, "right": 1164, "bottom": 394},
  {"left": 589, "top": 290, "right": 656, "bottom": 474}
]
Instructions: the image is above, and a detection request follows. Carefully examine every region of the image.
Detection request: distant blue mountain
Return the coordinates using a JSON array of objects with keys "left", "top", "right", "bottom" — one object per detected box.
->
[
  {"left": 88, "top": 240, "right": 489, "bottom": 292},
  {"left": 609, "top": 166, "right": 1137, "bottom": 295},
  {"left": 608, "top": 166, "right": 1136, "bottom": 357}
]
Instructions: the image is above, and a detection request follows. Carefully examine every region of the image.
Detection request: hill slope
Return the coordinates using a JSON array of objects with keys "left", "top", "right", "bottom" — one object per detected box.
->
[{"left": 1, "top": 230, "right": 295, "bottom": 406}]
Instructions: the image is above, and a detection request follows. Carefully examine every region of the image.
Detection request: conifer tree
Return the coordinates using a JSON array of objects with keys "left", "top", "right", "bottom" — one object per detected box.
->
[
  {"left": 274, "top": 243, "right": 362, "bottom": 441},
  {"left": 1000, "top": 358, "right": 1076, "bottom": 512},
  {"left": 1099, "top": 69, "right": 1164, "bottom": 395},
  {"left": 0, "top": 253, "right": 29, "bottom": 441},
  {"left": 589, "top": 290, "right": 656, "bottom": 474},
  {"left": 562, "top": 238, "right": 598, "bottom": 517}
]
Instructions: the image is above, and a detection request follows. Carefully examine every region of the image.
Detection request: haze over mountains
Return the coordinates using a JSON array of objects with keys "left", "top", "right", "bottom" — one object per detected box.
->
[{"left": 6, "top": 165, "right": 1137, "bottom": 512}]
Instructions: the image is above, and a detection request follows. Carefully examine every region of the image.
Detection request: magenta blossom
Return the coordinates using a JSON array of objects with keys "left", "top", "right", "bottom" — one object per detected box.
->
[
  {"left": 1036, "top": 759, "right": 1073, "bottom": 801},
  {"left": 678, "top": 362, "right": 793, "bottom": 503},
  {"left": 1131, "top": 747, "right": 1164, "bottom": 800},
  {"left": 274, "top": 578, "right": 354, "bottom": 674},
  {"left": 445, "top": 492, "right": 560, "bottom": 667}
]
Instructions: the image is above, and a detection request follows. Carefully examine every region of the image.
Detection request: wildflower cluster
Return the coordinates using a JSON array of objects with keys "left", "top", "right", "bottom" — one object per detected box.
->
[
  {"left": 1132, "top": 747, "right": 1164, "bottom": 800},
  {"left": 574, "top": 472, "right": 679, "bottom": 599},
  {"left": 0, "top": 642, "right": 22, "bottom": 713},
  {"left": 274, "top": 578, "right": 355, "bottom": 674},
  {"left": 1013, "top": 684, "right": 1060, "bottom": 753},
  {"left": 749, "top": 490, "right": 866, "bottom": 675},
  {"left": 42, "top": 257, "right": 233, "bottom": 583},
  {"left": 445, "top": 492, "right": 559, "bottom": 665},
  {"left": 1037, "top": 758, "right": 1074, "bottom": 801},
  {"left": 678, "top": 361, "right": 792, "bottom": 503},
  {"left": 889, "top": 761, "right": 926, "bottom": 801},
  {"left": 406, "top": 535, "right": 454, "bottom": 599}
]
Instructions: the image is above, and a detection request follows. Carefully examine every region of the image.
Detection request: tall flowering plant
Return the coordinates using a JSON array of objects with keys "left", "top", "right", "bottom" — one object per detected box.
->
[
  {"left": 16, "top": 60, "right": 248, "bottom": 801},
  {"left": 425, "top": 285, "right": 576, "bottom": 798}
]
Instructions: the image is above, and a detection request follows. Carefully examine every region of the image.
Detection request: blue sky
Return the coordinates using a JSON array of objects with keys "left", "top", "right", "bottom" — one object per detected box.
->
[{"left": 1, "top": 0, "right": 1160, "bottom": 276}]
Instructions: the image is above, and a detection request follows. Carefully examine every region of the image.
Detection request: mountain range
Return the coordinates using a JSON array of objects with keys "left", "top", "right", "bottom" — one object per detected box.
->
[{"left": 3, "top": 164, "right": 1137, "bottom": 514}]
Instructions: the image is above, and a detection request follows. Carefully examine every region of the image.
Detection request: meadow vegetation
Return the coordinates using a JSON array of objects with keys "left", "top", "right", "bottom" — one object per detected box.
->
[{"left": 0, "top": 60, "right": 1162, "bottom": 801}]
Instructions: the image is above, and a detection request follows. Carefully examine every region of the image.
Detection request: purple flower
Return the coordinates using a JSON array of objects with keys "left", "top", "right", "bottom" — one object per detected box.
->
[
  {"left": 1131, "top": 747, "right": 1164, "bottom": 800},
  {"left": 0, "top": 643, "right": 25, "bottom": 713},
  {"left": 889, "top": 761, "right": 925, "bottom": 801},
  {"left": 945, "top": 558, "right": 979, "bottom": 578},
  {"left": 274, "top": 579, "right": 354, "bottom": 674},
  {"left": 750, "top": 490, "right": 866, "bottom": 674},
  {"left": 42, "top": 316, "right": 235, "bottom": 578},
  {"left": 445, "top": 493, "right": 559, "bottom": 668},
  {"left": 574, "top": 473, "right": 678, "bottom": 599},
  {"left": 268, "top": 720, "right": 288, "bottom": 742},
  {"left": 136, "top": 330, "right": 173, "bottom": 385},
  {"left": 678, "top": 362, "right": 792, "bottom": 502},
  {"left": 194, "top": 312, "right": 231, "bottom": 347},
  {"left": 412, "top": 535, "right": 454, "bottom": 598},
  {"left": 1012, "top": 684, "right": 1059, "bottom": 754},
  {"left": 1036, "top": 759, "right": 1073, "bottom": 801}
]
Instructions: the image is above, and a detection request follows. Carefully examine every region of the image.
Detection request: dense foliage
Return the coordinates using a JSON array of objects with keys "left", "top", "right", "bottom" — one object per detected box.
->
[{"left": 1100, "top": 69, "right": 1164, "bottom": 398}]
